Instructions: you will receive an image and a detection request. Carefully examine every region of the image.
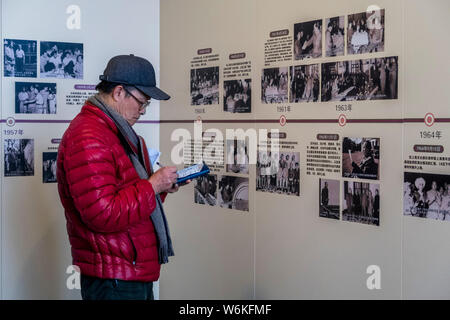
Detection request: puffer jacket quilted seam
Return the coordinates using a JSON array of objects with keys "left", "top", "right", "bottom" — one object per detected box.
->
[{"left": 57, "top": 103, "right": 161, "bottom": 281}]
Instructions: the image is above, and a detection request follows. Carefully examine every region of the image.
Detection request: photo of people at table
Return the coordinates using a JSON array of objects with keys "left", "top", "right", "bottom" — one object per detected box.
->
[
  {"left": 321, "top": 56, "right": 398, "bottom": 101},
  {"left": 191, "top": 66, "right": 219, "bottom": 105},
  {"left": 40, "top": 41, "right": 83, "bottom": 79},
  {"left": 347, "top": 9, "right": 385, "bottom": 55}
]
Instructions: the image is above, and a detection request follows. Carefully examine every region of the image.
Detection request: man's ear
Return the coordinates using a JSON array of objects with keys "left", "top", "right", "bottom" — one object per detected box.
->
[{"left": 112, "top": 85, "right": 124, "bottom": 102}]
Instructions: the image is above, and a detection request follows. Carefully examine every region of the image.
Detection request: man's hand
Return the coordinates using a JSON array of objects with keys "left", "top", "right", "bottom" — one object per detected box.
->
[
  {"left": 166, "top": 179, "right": 192, "bottom": 193},
  {"left": 148, "top": 166, "right": 178, "bottom": 194}
]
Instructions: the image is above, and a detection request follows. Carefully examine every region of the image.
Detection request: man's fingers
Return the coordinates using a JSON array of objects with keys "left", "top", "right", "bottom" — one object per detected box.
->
[
  {"left": 167, "top": 184, "right": 179, "bottom": 193},
  {"left": 166, "top": 166, "right": 177, "bottom": 173}
]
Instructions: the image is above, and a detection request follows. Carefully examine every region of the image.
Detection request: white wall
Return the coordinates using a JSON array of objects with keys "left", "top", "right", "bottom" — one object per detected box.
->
[{"left": 1, "top": 0, "right": 161, "bottom": 299}]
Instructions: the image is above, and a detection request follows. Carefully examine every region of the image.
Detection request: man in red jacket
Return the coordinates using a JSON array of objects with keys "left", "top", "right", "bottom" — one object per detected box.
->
[{"left": 57, "top": 54, "right": 184, "bottom": 300}]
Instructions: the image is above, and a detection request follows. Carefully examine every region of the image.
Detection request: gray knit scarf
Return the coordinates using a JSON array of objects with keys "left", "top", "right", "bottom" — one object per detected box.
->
[{"left": 88, "top": 95, "right": 174, "bottom": 264}]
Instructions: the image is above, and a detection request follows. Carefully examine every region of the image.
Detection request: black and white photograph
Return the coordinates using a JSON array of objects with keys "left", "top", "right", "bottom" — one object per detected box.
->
[
  {"left": 15, "top": 82, "right": 57, "bottom": 114},
  {"left": 226, "top": 139, "right": 249, "bottom": 174},
  {"left": 343, "top": 181, "right": 380, "bottom": 226},
  {"left": 293, "top": 19, "right": 322, "bottom": 60},
  {"left": 4, "top": 139, "right": 34, "bottom": 177},
  {"left": 325, "top": 16, "right": 345, "bottom": 57},
  {"left": 256, "top": 151, "right": 300, "bottom": 196},
  {"left": 404, "top": 172, "right": 450, "bottom": 221},
  {"left": 347, "top": 9, "right": 385, "bottom": 55},
  {"left": 194, "top": 174, "right": 217, "bottom": 206},
  {"left": 40, "top": 41, "right": 83, "bottom": 79},
  {"left": 261, "top": 67, "right": 288, "bottom": 103},
  {"left": 223, "top": 79, "right": 251, "bottom": 113},
  {"left": 4, "top": 39, "right": 37, "bottom": 77},
  {"left": 342, "top": 137, "right": 379, "bottom": 180},
  {"left": 43, "top": 152, "right": 57, "bottom": 183},
  {"left": 190, "top": 66, "right": 219, "bottom": 105},
  {"left": 217, "top": 176, "right": 249, "bottom": 212},
  {"left": 289, "top": 64, "right": 319, "bottom": 103},
  {"left": 321, "top": 56, "right": 398, "bottom": 101},
  {"left": 319, "top": 179, "right": 340, "bottom": 220}
]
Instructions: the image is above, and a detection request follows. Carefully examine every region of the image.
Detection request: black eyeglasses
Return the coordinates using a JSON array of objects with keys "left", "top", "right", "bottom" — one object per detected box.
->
[{"left": 122, "top": 86, "right": 151, "bottom": 110}]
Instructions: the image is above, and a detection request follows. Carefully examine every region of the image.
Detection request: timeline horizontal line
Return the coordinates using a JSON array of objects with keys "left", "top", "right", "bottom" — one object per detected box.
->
[{"left": 0, "top": 118, "right": 449, "bottom": 124}]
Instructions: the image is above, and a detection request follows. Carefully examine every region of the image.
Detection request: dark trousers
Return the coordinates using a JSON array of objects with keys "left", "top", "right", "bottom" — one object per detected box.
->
[{"left": 81, "top": 275, "right": 154, "bottom": 300}]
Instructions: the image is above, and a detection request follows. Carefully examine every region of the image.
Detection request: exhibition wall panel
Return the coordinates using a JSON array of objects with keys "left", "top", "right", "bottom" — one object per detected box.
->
[
  {"left": 159, "top": 0, "right": 258, "bottom": 299},
  {"left": 402, "top": 0, "right": 450, "bottom": 300},
  {"left": 1, "top": 0, "right": 162, "bottom": 299},
  {"left": 160, "top": 0, "right": 450, "bottom": 299}
]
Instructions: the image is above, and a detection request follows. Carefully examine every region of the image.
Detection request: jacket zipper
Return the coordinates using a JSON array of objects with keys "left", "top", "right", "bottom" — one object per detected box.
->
[{"left": 127, "top": 232, "right": 137, "bottom": 266}]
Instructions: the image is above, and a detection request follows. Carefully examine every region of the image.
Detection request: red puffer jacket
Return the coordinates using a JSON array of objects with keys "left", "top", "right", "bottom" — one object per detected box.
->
[{"left": 57, "top": 102, "right": 166, "bottom": 282}]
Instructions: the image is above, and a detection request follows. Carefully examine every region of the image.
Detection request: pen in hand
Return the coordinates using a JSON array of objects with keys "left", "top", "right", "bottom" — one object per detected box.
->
[
  {"left": 150, "top": 161, "right": 181, "bottom": 192},
  {"left": 156, "top": 161, "right": 177, "bottom": 178}
]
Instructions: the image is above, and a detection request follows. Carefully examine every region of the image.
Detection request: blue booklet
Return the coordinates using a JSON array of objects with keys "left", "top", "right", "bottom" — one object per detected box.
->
[{"left": 176, "top": 162, "right": 210, "bottom": 185}]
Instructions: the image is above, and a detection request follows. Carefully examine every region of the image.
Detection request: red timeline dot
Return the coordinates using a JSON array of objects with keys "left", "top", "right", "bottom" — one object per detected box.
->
[
  {"left": 279, "top": 115, "right": 287, "bottom": 126},
  {"left": 6, "top": 117, "right": 15, "bottom": 127},
  {"left": 338, "top": 114, "right": 347, "bottom": 127},
  {"left": 424, "top": 113, "right": 435, "bottom": 127}
]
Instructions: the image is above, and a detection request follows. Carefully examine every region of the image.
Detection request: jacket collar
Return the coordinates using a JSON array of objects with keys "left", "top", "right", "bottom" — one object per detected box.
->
[{"left": 82, "top": 101, "right": 120, "bottom": 135}]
